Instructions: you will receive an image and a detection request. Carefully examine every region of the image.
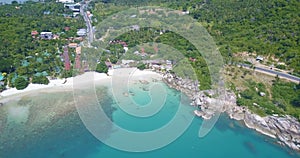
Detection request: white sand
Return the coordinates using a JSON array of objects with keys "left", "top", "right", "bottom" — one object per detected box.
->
[{"left": 0, "top": 68, "right": 159, "bottom": 98}]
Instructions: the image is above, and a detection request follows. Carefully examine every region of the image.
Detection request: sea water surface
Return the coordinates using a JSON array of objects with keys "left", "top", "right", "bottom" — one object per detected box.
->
[{"left": 0, "top": 80, "right": 299, "bottom": 158}]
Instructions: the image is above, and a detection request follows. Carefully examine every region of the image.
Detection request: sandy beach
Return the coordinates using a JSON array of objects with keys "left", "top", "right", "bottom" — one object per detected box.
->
[{"left": 0, "top": 68, "right": 160, "bottom": 100}]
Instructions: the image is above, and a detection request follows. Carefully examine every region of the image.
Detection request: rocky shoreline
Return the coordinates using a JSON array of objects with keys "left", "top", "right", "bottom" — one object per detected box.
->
[{"left": 161, "top": 71, "right": 300, "bottom": 151}]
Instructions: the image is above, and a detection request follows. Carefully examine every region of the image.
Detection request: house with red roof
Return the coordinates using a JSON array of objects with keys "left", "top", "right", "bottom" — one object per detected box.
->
[{"left": 31, "top": 30, "right": 38, "bottom": 38}]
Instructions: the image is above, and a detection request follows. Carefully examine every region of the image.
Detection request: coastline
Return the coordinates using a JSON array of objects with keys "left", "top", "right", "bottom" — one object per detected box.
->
[
  {"left": 0, "top": 68, "right": 160, "bottom": 101},
  {"left": 160, "top": 71, "right": 300, "bottom": 152},
  {"left": 0, "top": 78, "right": 73, "bottom": 98},
  {"left": 0, "top": 68, "right": 299, "bottom": 152},
  {"left": 243, "top": 116, "right": 277, "bottom": 139}
]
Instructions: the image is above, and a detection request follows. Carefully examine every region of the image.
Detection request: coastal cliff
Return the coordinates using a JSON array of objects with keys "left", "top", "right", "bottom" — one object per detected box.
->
[{"left": 161, "top": 72, "right": 300, "bottom": 151}]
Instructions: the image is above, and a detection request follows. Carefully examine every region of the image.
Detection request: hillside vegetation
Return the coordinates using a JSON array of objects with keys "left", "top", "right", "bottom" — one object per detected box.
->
[
  {"left": 90, "top": 0, "right": 300, "bottom": 119},
  {"left": 93, "top": 0, "right": 299, "bottom": 73}
]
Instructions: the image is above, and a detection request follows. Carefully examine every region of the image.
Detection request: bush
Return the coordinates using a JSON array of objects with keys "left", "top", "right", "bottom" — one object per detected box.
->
[
  {"left": 137, "top": 63, "right": 146, "bottom": 70},
  {"left": 240, "top": 89, "right": 254, "bottom": 100},
  {"left": 96, "top": 62, "right": 108, "bottom": 73},
  {"left": 291, "top": 96, "right": 300, "bottom": 107},
  {"left": 275, "top": 64, "right": 286, "bottom": 70},
  {"left": 15, "top": 77, "right": 29, "bottom": 90},
  {"left": 32, "top": 76, "right": 49, "bottom": 85}
]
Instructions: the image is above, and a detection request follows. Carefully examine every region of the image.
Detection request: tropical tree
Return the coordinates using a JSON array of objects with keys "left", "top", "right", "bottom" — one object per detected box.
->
[
  {"left": 96, "top": 62, "right": 108, "bottom": 73},
  {"left": 14, "top": 77, "right": 29, "bottom": 90},
  {"left": 32, "top": 76, "right": 49, "bottom": 85}
]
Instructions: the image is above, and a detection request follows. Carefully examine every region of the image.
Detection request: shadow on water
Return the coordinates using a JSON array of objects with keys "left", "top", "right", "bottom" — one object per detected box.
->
[{"left": 243, "top": 141, "right": 257, "bottom": 155}]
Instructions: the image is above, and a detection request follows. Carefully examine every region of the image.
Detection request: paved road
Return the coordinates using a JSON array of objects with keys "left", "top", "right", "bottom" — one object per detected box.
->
[
  {"left": 80, "top": 1, "right": 93, "bottom": 46},
  {"left": 240, "top": 64, "right": 300, "bottom": 82}
]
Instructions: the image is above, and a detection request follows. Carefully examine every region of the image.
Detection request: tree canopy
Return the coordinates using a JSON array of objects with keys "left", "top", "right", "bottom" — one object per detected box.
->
[
  {"left": 96, "top": 62, "right": 109, "bottom": 74},
  {"left": 14, "top": 77, "right": 29, "bottom": 90}
]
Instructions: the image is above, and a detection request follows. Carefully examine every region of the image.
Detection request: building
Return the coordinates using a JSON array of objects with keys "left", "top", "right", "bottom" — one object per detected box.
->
[
  {"left": 73, "top": 12, "right": 80, "bottom": 17},
  {"left": 74, "top": 37, "right": 83, "bottom": 41},
  {"left": 77, "top": 29, "right": 87, "bottom": 36},
  {"left": 256, "top": 56, "right": 264, "bottom": 61},
  {"left": 31, "top": 30, "right": 39, "bottom": 38},
  {"left": 31, "top": 30, "right": 38, "bottom": 36},
  {"left": 142, "top": 59, "right": 165, "bottom": 65},
  {"left": 113, "top": 65, "right": 121, "bottom": 69},
  {"left": 43, "top": 11, "right": 50, "bottom": 15},
  {"left": 40, "top": 32, "right": 53, "bottom": 40},
  {"left": 53, "top": 34, "right": 60, "bottom": 40},
  {"left": 64, "top": 26, "right": 70, "bottom": 31},
  {"left": 166, "top": 60, "right": 172, "bottom": 65},
  {"left": 121, "top": 60, "right": 135, "bottom": 65},
  {"left": 68, "top": 43, "right": 78, "bottom": 48},
  {"left": 87, "top": 11, "right": 93, "bottom": 19},
  {"left": 64, "top": 3, "right": 80, "bottom": 12},
  {"left": 56, "top": 0, "right": 74, "bottom": 3},
  {"left": 105, "top": 61, "right": 112, "bottom": 69},
  {"left": 131, "top": 25, "right": 140, "bottom": 31},
  {"left": 182, "top": 10, "right": 190, "bottom": 15}
]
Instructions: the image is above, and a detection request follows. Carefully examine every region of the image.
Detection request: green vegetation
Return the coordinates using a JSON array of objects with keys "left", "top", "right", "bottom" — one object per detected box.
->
[
  {"left": 32, "top": 76, "right": 50, "bottom": 85},
  {"left": 1, "top": 0, "right": 299, "bottom": 119},
  {"left": 91, "top": 2, "right": 212, "bottom": 89},
  {"left": 226, "top": 66, "right": 300, "bottom": 120},
  {"left": 137, "top": 63, "right": 146, "bottom": 70},
  {"left": 236, "top": 80, "right": 284, "bottom": 117},
  {"left": 96, "top": 62, "right": 109, "bottom": 74},
  {"left": 0, "top": 1, "right": 85, "bottom": 91},
  {"left": 192, "top": 0, "right": 300, "bottom": 73},
  {"left": 89, "top": 0, "right": 300, "bottom": 118},
  {"left": 236, "top": 79, "right": 300, "bottom": 119},
  {"left": 272, "top": 81, "right": 300, "bottom": 117},
  {"left": 92, "top": 0, "right": 299, "bottom": 73},
  {"left": 14, "top": 77, "right": 29, "bottom": 90}
]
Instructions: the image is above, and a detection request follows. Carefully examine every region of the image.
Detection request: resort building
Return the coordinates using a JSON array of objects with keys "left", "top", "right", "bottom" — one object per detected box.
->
[
  {"left": 40, "top": 32, "right": 53, "bottom": 40},
  {"left": 68, "top": 43, "right": 78, "bottom": 48},
  {"left": 77, "top": 29, "right": 87, "bottom": 36},
  {"left": 56, "top": 0, "right": 74, "bottom": 3}
]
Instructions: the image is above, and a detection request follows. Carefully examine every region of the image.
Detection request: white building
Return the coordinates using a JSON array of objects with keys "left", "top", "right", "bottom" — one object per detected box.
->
[
  {"left": 77, "top": 29, "right": 87, "bottom": 36},
  {"left": 56, "top": 0, "right": 74, "bottom": 3},
  {"left": 121, "top": 60, "right": 135, "bottom": 65},
  {"left": 256, "top": 56, "right": 264, "bottom": 61},
  {"left": 40, "top": 32, "right": 53, "bottom": 40},
  {"left": 64, "top": 3, "right": 81, "bottom": 12}
]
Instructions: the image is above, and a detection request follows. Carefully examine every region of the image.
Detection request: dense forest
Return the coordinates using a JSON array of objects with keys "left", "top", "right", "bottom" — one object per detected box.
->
[
  {"left": 91, "top": 0, "right": 300, "bottom": 74},
  {"left": 89, "top": 0, "right": 300, "bottom": 119},
  {"left": 0, "top": 1, "right": 85, "bottom": 91}
]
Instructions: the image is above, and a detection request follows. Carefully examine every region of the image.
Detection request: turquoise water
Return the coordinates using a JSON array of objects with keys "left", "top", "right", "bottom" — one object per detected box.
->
[{"left": 0, "top": 82, "right": 299, "bottom": 158}]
